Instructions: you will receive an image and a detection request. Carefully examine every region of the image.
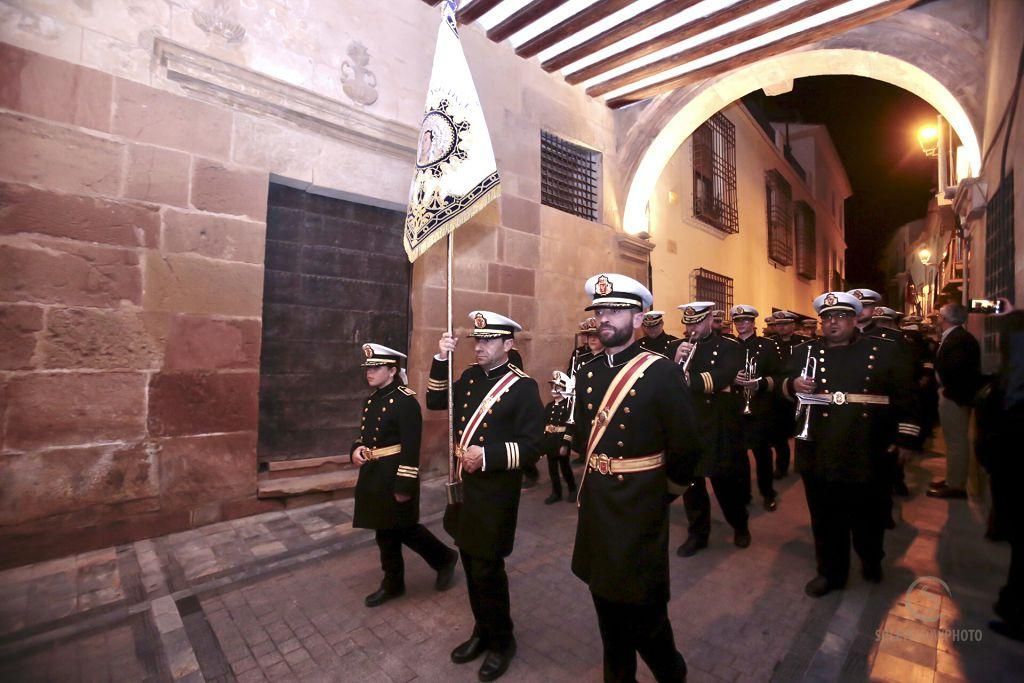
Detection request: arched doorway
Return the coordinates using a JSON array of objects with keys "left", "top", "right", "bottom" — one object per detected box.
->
[{"left": 621, "top": 48, "right": 983, "bottom": 234}]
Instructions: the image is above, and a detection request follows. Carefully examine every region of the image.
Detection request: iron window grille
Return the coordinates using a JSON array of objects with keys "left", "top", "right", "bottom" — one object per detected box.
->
[
  {"left": 541, "top": 130, "right": 599, "bottom": 221},
  {"left": 690, "top": 268, "right": 734, "bottom": 314},
  {"left": 794, "top": 200, "right": 816, "bottom": 280},
  {"left": 766, "top": 169, "right": 793, "bottom": 266},
  {"left": 692, "top": 113, "right": 739, "bottom": 234},
  {"left": 984, "top": 172, "right": 1015, "bottom": 353}
]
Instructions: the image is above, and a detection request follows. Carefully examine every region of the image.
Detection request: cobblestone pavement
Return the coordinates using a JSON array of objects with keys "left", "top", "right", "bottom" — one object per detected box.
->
[{"left": 2, "top": 450, "right": 1023, "bottom": 682}]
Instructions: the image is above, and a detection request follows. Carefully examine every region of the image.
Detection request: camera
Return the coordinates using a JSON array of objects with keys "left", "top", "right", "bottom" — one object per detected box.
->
[{"left": 969, "top": 298, "right": 1004, "bottom": 314}]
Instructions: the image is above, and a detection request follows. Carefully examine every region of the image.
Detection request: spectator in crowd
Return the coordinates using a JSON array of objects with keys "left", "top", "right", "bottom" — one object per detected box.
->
[{"left": 927, "top": 303, "right": 981, "bottom": 500}]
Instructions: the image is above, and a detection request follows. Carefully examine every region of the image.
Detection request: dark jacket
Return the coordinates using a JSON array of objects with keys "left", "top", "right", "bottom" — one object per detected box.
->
[
  {"left": 736, "top": 334, "right": 784, "bottom": 449},
  {"left": 571, "top": 342, "right": 700, "bottom": 604},
  {"left": 351, "top": 381, "right": 422, "bottom": 530},
  {"left": 667, "top": 332, "right": 746, "bottom": 477},
  {"left": 782, "top": 333, "right": 920, "bottom": 482},
  {"left": 540, "top": 399, "right": 572, "bottom": 458},
  {"left": 934, "top": 325, "right": 981, "bottom": 406},
  {"left": 426, "top": 358, "right": 543, "bottom": 559},
  {"left": 638, "top": 331, "right": 679, "bottom": 356}
]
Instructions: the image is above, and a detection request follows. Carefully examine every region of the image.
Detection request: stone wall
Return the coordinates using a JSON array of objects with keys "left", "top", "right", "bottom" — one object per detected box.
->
[
  {"left": 0, "top": 0, "right": 640, "bottom": 565},
  {"left": 0, "top": 40, "right": 271, "bottom": 565}
]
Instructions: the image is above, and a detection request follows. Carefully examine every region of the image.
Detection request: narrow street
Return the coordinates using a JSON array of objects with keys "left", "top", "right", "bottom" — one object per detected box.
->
[{"left": 2, "top": 449, "right": 1022, "bottom": 682}]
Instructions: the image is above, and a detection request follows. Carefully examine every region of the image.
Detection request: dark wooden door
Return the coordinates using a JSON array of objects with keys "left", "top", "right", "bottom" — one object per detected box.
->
[{"left": 258, "top": 184, "right": 410, "bottom": 462}]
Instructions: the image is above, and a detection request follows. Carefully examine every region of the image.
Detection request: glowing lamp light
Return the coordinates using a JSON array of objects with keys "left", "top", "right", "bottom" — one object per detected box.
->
[
  {"left": 917, "top": 125, "right": 939, "bottom": 157},
  {"left": 918, "top": 247, "right": 932, "bottom": 265}
]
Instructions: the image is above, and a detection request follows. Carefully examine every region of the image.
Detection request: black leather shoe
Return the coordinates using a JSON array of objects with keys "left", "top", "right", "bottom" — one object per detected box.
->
[
  {"left": 734, "top": 529, "right": 752, "bottom": 548},
  {"left": 521, "top": 477, "right": 538, "bottom": 490},
  {"left": 676, "top": 536, "right": 708, "bottom": 557},
  {"left": 763, "top": 497, "right": 778, "bottom": 512},
  {"left": 862, "top": 563, "right": 883, "bottom": 583},
  {"left": 926, "top": 486, "right": 967, "bottom": 499},
  {"left": 478, "top": 640, "right": 516, "bottom": 681},
  {"left": 928, "top": 479, "right": 946, "bottom": 490},
  {"left": 451, "top": 636, "right": 487, "bottom": 664},
  {"left": 804, "top": 575, "right": 839, "bottom": 598},
  {"left": 893, "top": 481, "right": 910, "bottom": 497},
  {"left": 566, "top": 488, "right": 577, "bottom": 501},
  {"left": 435, "top": 551, "right": 458, "bottom": 591},
  {"left": 364, "top": 587, "right": 403, "bottom": 608},
  {"left": 544, "top": 493, "right": 562, "bottom": 504}
]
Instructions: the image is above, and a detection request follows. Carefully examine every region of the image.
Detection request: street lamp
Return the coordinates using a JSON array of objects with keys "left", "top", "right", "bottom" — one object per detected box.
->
[{"left": 917, "top": 124, "right": 939, "bottom": 158}]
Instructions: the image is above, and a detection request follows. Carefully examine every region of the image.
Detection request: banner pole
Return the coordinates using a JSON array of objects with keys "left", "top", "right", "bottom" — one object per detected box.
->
[{"left": 446, "top": 231, "right": 455, "bottom": 490}]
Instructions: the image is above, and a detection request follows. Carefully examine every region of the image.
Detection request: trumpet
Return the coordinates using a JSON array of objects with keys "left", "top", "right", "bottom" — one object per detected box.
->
[
  {"left": 679, "top": 332, "right": 699, "bottom": 379},
  {"left": 741, "top": 350, "right": 759, "bottom": 415},
  {"left": 794, "top": 348, "right": 818, "bottom": 441}
]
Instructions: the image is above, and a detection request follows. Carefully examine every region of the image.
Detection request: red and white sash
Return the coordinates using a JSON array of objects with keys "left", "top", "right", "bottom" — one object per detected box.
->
[{"left": 455, "top": 370, "right": 522, "bottom": 480}]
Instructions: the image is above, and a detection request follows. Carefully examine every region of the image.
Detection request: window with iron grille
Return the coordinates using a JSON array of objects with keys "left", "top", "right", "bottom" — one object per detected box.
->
[
  {"left": 794, "top": 200, "right": 816, "bottom": 280},
  {"left": 690, "top": 268, "right": 734, "bottom": 314},
  {"left": 984, "top": 172, "right": 1015, "bottom": 353},
  {"left": 765, "top": 169, "right": 793, "bottom": 265},
  {"left": 541, "top": 130, "right": 599, "bottom": 221},
  {"left": 692, "top": 113, "right": 738, "bottom": 234}
]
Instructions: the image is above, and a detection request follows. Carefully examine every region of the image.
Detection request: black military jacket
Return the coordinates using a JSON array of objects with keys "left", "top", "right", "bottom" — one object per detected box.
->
[
  {"left": 668, "top": 333, "right": 746, "bottom": 477},
  {"left": 782, "top": 333, "right": 920, "bottom": 482},
  {"left": 350, "top": 381, "right": 422, "bottom": 530},
  {"left": 737, "top": 333, "right": 782, "bottom": 419},
  {"left": 427, "top": 358, "right": 543, "bottom": 559},
  {"left": 540, "top": 399, "right": 572, "bottom": 457},
  {"left": 638, "top": 331, "right": 679, "bottom": 356},
  {"left": 571, "top": 342, "right": 700, "bottom": 605},
  {"left": 775, "top": 334, "right": 805, "bottom": 361}
]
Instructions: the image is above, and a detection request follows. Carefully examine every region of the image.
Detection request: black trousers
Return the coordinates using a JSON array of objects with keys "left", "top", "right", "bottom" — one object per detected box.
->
[
  {"left": 747, "top": 445, "right": 776, "bottom": 499},
  {"left": 773, "top": 434, "right": 791, "bottom": 475},
  {"left": 461, "top": 550, "right": 514, "bottom": 650},
  {"left": 547, "top": 454, "right": 576, "bottom": 496},
  {"left": 592, "top": 593, "right": 687, "bottom": 683},
  {"left": 376, "top": 525, "right": 452, "bottom": 592},
  {"left": 801, "top": 473, "right": 886, "bottom": 585},
  {"left": 683, "top": 475, "right": 749, "bottom": 540}
]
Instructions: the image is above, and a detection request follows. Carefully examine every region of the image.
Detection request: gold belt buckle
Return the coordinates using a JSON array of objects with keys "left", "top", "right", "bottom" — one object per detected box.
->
[
  {"left": 364, "top": 448, "right": 376, "bottom": 461},
  {"left": 591, "top": 453, "right": 611, "bottom": 475},
  {"left": 832, "top": 391, "right": 847, "bottom": 405}
]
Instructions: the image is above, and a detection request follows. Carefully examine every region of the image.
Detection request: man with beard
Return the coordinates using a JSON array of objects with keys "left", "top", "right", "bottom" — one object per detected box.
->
[
  {"left": 638, "top": 310, "right": 679, "bottom": 355},
  {"left": 427, "top": 312, "right": 544, "bottom": 681},
  {"left": 731, "top": 305, "right": 784, "bottom": 512},
  {"left": 351, "top": 344, "right": 458, "bottom": 608},
  {"left": 783, "top": 292, "right": 919, "bottom": 597},
  {"left": 571, "top": 273, "right": 699, "bottom": 683},
  {"left": 672, "top": 302, "right": 750, "bottom": 557}
]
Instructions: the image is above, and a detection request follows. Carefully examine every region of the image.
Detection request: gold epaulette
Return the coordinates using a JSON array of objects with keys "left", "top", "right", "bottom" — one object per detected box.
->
[
  {"left": 398, "top": 385, "right": 416, "bottom": 396},
  {"left": 508, "top": 364, "right": 529, "bottom": 378}
]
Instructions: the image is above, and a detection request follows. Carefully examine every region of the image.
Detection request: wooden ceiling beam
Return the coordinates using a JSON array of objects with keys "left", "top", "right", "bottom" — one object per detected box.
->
[
  {"left": 488, "top": 0, "right": 572, "bottom": 43},
  {"left": 587, "top": 0, "right": 852, "bottom": 97},
  {"left": 516, "top": 0, "right": 635, "bottom": 59},
  {"left": 458, "top": 0, "right": 505, "bottom": 25},
  {"left": 565, "top": 0, "right": 779, "bottom": 85},
  {"left": 541, "top": 0, "right": 704, "bottom": 73},
  {"left": 605, "top": 0, "right": 919, "bottom": 108}
]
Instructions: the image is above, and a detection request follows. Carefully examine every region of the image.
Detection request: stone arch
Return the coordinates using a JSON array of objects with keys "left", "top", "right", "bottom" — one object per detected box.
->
[{"left": 619, "top": 9, "right": 987, "bottom": 233}]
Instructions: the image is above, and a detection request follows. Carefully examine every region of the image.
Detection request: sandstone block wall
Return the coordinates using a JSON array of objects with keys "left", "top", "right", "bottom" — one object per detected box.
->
[{"left": 0, "top": 42, "right": 269, "bottom": 566}]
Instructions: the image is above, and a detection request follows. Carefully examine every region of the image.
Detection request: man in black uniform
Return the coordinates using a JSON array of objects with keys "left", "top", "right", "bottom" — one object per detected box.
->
[
  {"left": 427, "top": 311, "right": 543, "bottom": 681},
  {"left": 569, "top": 318, "right": 603, "bottom": 464},
  {"left": 770, "top": 310, "right": 804, "bottom": 478},
  {"left": 731, "top": 305, "right": 784, "bottom": 511},
  {"left": 351, "top": 344, "right": 458, "bottom": 607},
  {"left": 672, "top": 302, "right": 751, "bottom": 557},
  {"left": 571, "top": 273, "right": 699, "bottom": 683},
  {"left": 638, "top": 310, "right": 678, "bottom": 355},
  {"left": 782, "top": 292, "right": 920, "bottom": 597},
  {"left": 801, "top": 318, "right": 819, "bottom": 339},
  {"left": 541, "top": 371, "right": 576, "bottom": 504}
]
